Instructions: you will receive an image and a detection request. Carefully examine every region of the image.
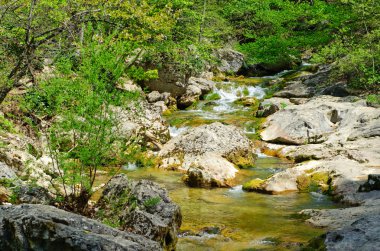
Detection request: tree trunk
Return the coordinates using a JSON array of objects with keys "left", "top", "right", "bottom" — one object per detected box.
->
[{"left": 0, "top": 85, "right": 13, "bottom": 104}]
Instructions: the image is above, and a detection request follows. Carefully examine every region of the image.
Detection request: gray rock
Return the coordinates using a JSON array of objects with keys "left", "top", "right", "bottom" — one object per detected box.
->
[
  {"left": 359, "top": 174, "right": 380, "bottom": 192},
  {"left": 188, "top": 77, "right": 215, "bottom": 95},
  {"left": 159, "top": 122, "right": 255, "bottom": 187},
  {"left": 324, "top": 215, "right": 380, "bottom": 251},
  {"left": 301, "top": 199, "right": 380, "bottom": 230},
  {"left": 215, "top": 48, "right": 244, "bottom": 73},
  {"left": 298, "top": 64, "right": 332, "bottom": 87},
  {"left": 147, "top": 91, "right": 163, "bottom": 103},
  {"left": 256, "top": 98, "right": 292, "bottom": 117},
  {"left": 183, "top": 153, "right": 238, "bottom": 188},
  {"left": 0, "top": 204, "right": 160, "bottom": 251},
  {"left": 261, "top": 96, "right": 380, "bottom": 145},
  {"left": 177, "top": 78, "right": 215, "bottom": 109},
  {"left": 95, "top": 174, "right": 181, "bottom": 251},
  {"left": 16, "top": 185, "right": 53, "bottom": 205},
  {"left": 177, "top": 85, "right": 202, "bottom": 109},
  {"left": 144, "top": 64, "right": 190, "bottom": 97},
  {"left": 320, "top": 82, "right": 351, "bottom": 97},
  {"left": 0, "top": 162, "right": 17, "bottom": 180},
  {"left": 113, "top": 99, "right": 170, "bottom": 148},
  {"left": 261, "top": 107, "right": 333, "bottom": 145},
  {"left": 274, "top": 81, "right": 315, "bottom": 98},
  {"left": 116, "top": 79, "right": 143, "bottom": 92}
]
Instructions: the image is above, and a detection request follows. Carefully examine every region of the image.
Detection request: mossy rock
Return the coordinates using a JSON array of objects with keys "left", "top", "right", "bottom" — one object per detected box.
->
[
  {"left": 227, "top": 152, "right": 256, "bottom": 169},
  {"left": 162, "top": 109, "right": 173, "bottom": 116},
  {"left": 243, "top": 178, "right": 265, "bottom": 192},
  {"left": 228, "top": 76, "right": 266, "bottom": 86},
  {"left": 0, "top": 186, "right": 10, "bottom": 203},
  {"left": 296, "top": 171, "right": 331, "bottom": 193},
  {"left": 301, "top": 234, "right": 327, "bottom": 251},
  {"left": 234, "top": 97, "right": 259, "bottom": 107},
  {"left": 204, "top": 93, "right": 221, "bottom": 101}
]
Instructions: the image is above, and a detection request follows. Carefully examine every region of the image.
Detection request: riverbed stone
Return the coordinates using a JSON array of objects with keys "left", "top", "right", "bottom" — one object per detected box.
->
[
  {"left": 0, "top": 204, "right": 160, "bottom": 251},
  {"left": 95, "top": 174, "right": 181, "bottom": 250},
  {"left": 183, "top": 153, "right": 238, "bottom": 187},
  {"left": 358, "top": 174, "right": 380, "bottom": 192},
  {"left": 177, "top": 84, "right": 202, "bottom": 109},
  {"left": 324, "top": 214, "right": 380, "bottom": 251},
  {"left": 256, "top": 98, "right": 292, "bottom": 117},
  {"left": 273, "top": 81, "right": 315, "bottom": 98},
  {"left": 260, "top": 95, "right": 380, "bottom": 145},
  {"left": 301, "top": 198, "right": 380, "bottom": 251},
  {"left": 159, "top": 122, "right": 255, "bottom": 187}
]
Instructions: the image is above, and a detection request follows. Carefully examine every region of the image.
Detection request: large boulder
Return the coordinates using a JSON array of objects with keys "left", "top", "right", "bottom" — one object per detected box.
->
[
  {"left": 256, "top": 157, "right": 378, "bottom": 198},
  {"left": 260, "top": 96, "right": 379, "bottom": 145},
  {"left": 0, "top": 132, "right": 55, "bottom": 188},
  {"left": 301, "top": 201, "right": 380, "bottom": 251},
  {"left": 0, "top": 204, "right": 160, "bottom": 251},
  {"left": 177, "top": 85, "right": 202, "bottom": 109},
  {"left": 260, "top": 107, "right": 334, "bottom": 145},
  {"left": 324, "top": 214, "right": 380, "bottom": 251},
  {"left": 297, "top": 64, "right": 332, "bottom": 88},
  {"left": 144, "top": 64, "right": 190, "bottom": 97},
  {"left": 158, "top": 122, "right": 255, "bottom": 187},
  {"left": 273, "top": 81, "right": 315, "bottom": 98},
  {"left": 183, "top": 153, "right": 238, "bottom": 187},
  {"left": 215, "top": 48, "right": 244, "bottom": 74},
  {"left": 177, "top": 78, "right": 215, "bottom": 109},
  {"left": 95, "top": 174, "right": 181, "bottom": 251},
  {"left": 258, "top": 96, "right": 380, "bottom": 205},
  {"left": 0, "top": 162, "right": 17, "bottom": 180},
  {"left": 145, "top": 74, "right": 215, "bottom": 110}
]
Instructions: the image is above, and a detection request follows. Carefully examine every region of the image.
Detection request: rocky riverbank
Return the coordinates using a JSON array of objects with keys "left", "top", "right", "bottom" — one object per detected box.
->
[{"left": 249, "top": 69, "right": 380, "bottom": 249}]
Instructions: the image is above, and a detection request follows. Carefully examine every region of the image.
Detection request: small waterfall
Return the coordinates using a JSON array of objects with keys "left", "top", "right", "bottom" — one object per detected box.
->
[
  {"left": 211, "top": 83, "right": 266, "bottom": 112},
  {"left": 169, "top": 126, "right": 188, "bottom": 137}
]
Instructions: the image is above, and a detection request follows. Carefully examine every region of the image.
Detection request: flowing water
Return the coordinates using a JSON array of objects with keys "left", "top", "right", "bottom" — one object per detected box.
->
[{"left": 121, "top": 68, "right": 338, "bottom": 250}]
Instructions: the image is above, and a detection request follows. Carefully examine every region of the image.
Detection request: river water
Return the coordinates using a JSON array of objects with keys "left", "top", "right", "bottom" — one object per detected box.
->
[{"left": 122, "top": 69, "right": 337, "bottom": 250}]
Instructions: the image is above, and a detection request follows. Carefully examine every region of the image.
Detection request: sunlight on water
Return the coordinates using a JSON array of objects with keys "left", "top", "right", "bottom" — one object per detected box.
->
[{"left": 121, "top": 157, "right": 337, "bottom": 250}]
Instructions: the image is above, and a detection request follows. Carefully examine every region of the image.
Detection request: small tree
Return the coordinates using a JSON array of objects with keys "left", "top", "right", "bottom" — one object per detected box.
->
[{"left": 24, "top": 29, "right": 146, "bottom": 213}]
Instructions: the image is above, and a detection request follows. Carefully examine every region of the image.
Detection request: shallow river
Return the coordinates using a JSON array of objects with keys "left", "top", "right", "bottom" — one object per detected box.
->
[{"left": 123, "top": 68, "right": 338, "bottom": 250}]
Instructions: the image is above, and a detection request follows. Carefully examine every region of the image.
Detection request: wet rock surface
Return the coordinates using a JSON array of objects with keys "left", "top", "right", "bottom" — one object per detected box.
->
[
  {"left": 0, "top": 204, "right": 160, "bottom": 251},
  {"left": 95, "top": 174, "right": 182, "bottom": 251},
  {"left": 257, "top": 92, "right": 380, "bottom": 250}
]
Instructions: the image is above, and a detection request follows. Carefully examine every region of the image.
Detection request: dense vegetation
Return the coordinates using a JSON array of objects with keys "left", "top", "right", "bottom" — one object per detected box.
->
[{"left": 0, "top": 0, "right": 378, "bottom": 211}]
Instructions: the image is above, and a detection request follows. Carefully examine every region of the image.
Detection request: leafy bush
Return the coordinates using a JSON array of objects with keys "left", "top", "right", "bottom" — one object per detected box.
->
[{"left": 23, "top": 29, "right": 152, "bottom": 213}]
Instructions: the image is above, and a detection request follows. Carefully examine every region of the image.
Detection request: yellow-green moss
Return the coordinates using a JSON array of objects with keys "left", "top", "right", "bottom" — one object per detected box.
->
[
  {"left": 233, "top": 97, "right": 259, "bottom": 107},
  {"left": 296, "top": 171, "right": 331, "bottom": 193},
  {"left": 242, "top": 178, "right": 265, "bottom": 192},
  {"left": 227, "top": 76, "right": 266, "bottom": 86}
]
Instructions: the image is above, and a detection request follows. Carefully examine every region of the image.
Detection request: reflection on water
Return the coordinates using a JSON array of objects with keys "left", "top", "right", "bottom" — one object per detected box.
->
[
  {"left": 123, "top": 157, "right": 337, "bottom": 250},
  {"left": 122, "top": 70, "right": 336, "bottom": 250}
]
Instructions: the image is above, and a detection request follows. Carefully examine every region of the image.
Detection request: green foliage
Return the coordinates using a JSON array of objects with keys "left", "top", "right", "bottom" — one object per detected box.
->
[
  {"left": 367, "top": 94, "right": 380, "bottom": 105},
  {"left": 312, "top": 0, "right": 380, "bottom": 91},
  {"left": 222, "top": 0, "right": 350, "bottom": 67},
  {"left": 204, "top": 92, "right": 221, "bottom": 101},
  {"left": 23, "top": 30, "right": 151, "bottom": 212},
  {"left": 143, "top": 196, "right": 161, "bottom": 208},
  {"left": 0, "top": 115, "right": 16, "bottom": 133}
]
